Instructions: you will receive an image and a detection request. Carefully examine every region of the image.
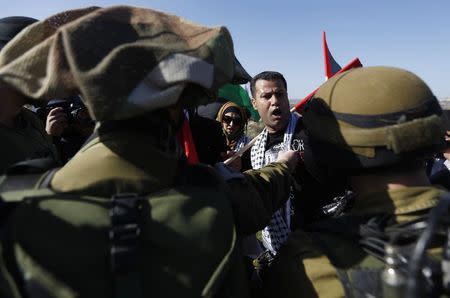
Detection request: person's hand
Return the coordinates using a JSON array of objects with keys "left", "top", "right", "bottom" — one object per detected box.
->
[
  {"left": 45, "top": 107, "right": 68, "bottom": 136},
  {"left": 277, "top": 150, "right": 301, "bottom": 173}
]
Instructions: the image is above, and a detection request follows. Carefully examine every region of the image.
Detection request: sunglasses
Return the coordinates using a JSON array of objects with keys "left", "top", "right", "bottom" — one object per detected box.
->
[{"left": 223, "top": 115, "right": 242, "bottom": 125}]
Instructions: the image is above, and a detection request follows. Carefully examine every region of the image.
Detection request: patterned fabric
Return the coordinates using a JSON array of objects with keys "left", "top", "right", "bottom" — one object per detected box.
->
[
  {"left": 0, "top": 6, "right": 250, "bottom": 121},
  {"left": 250, "top": 113, "right": 299, "bottom": 254},
  {"left": 235, "top": 135, "right": 250, "bottom": 151}
]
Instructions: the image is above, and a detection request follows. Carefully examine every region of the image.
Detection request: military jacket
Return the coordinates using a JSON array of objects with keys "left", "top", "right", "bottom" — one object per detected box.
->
[
  {"left": 0, "top": 129, "right": 294, "bottom": 297},
  {"left": 261, "top": 186, "right": 446, "bottom": 298}
]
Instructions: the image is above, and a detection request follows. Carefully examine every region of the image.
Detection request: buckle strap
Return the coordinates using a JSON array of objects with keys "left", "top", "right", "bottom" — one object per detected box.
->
[
  {"left": 109, "top": 193, "right": 144, "bottom": 298},
  {"left": 109, "top": 193, "right": 143, "bottom": 274}
]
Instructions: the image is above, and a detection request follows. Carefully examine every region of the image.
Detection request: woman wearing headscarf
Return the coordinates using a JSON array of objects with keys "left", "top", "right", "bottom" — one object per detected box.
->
[{"left": 216, "top": 101, "right": 250, "bottom": 152}]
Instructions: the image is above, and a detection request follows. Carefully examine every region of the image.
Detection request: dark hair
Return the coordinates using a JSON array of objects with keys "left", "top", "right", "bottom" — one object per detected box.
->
[{"left": 250, "top": 71, "right": 287, "bottom": 97}]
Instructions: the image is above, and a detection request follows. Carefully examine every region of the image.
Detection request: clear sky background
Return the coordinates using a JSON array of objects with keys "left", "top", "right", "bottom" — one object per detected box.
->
[{"left": 2, "top": 0, "right": 449, "bottom": 100}]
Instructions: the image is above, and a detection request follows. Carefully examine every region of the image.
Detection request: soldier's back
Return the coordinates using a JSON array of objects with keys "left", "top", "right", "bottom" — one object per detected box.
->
[
  {"left": 262, "top": 186, "right": 447, "bottom": 298},
  {"left": 0, "top": 131, "right": 249, "bottom": 298}
]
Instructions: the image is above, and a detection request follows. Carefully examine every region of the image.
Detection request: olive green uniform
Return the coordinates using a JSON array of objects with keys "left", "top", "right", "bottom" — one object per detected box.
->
[
  {"left": 262, "top": 186, "right": 446, "bottom": 298},
  {"left": 0, "top": 129, "right": 294, "bottom": 298},
  {"left": 0, "top": 108, "right": 58, "bottom": 173}
]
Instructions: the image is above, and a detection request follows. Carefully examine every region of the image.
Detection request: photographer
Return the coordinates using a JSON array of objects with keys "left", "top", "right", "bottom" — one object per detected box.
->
[{"left": 40, "top": 96, "right": 94, "bottom": 163}]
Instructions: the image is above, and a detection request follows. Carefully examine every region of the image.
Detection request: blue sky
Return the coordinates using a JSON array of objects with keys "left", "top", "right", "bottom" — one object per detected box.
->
[{"left": 2, "top": 0, "right": 449, "bottom": 100}]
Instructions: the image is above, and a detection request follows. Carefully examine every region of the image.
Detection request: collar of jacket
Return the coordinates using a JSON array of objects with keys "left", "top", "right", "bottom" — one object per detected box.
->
[{"left": 50, "top": 130, "right": 181, "bottom": 197}]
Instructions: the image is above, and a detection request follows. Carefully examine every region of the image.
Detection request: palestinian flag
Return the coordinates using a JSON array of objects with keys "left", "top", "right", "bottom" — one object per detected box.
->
[
  {"left": 293, "top": 32, "right": 363, "bottom": 113},
  {"left": 323, "top": 31, "right": 342, "bottom": 80},
  {"left": 219, "top": 83, "right": 260, "bottom": 121}
]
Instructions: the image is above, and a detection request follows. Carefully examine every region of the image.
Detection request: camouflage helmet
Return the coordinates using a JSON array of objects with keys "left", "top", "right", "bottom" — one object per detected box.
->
[
  {"left": 0, "top": 6, "right": 250, "bottom": 121},
  {"left": 303, "top": 66, "right": 447, "bottom": 170}
]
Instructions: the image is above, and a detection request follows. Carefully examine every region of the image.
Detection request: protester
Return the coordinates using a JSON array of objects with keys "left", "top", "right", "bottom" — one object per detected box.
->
[
  {"left": 216, "top": 101, "right": 252, "bottom": 171},
  {"left": 217, "top": 101, "right": 250, "bottom": 152},
  {"left": 243, "top": 71, "right": 349, "bottom": 258},
  {"left": 262, "top": 66, "right": 449, "bottom": 298},
  {"left": 0, "top": 16, "right": 59, "bottom": 174},
  {"left": 0, "top": 6, "right": 301, "bottom": 297}
]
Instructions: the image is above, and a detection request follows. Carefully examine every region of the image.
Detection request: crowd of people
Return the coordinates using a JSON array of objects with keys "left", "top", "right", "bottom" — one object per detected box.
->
[{"left": 0, "top": 6, "right": 449, "bottom": 298}]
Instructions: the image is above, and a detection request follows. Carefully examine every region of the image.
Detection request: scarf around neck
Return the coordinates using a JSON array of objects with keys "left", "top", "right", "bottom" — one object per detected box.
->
[{"left": 250, "top": 113, "right": 299, "bottom": 254}]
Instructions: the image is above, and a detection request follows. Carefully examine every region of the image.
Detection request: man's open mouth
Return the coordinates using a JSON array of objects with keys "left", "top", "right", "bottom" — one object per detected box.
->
[{"left": 272, "top": 108, "right": 282, "bottom": 117}]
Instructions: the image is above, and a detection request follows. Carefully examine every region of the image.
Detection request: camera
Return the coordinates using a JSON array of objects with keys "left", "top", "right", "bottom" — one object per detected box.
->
[{"left": 35, "top": 95, "right": 91, "bottom": 125}]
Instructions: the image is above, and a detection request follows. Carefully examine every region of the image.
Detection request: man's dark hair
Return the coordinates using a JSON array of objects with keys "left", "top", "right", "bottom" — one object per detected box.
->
[{"left": 250, "top": 71, "right": 287, "bottom": 97}]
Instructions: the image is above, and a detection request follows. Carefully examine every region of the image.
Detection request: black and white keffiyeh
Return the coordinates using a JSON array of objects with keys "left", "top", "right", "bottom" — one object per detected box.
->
[{"left": 250, "top": 113, "right": 299, "bottom": 254}]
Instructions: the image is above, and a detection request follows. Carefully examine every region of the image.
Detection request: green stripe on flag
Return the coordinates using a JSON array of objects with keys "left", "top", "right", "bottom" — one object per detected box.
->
[{"left": 218, "top": 84, "right": 260, "bottom": 121}]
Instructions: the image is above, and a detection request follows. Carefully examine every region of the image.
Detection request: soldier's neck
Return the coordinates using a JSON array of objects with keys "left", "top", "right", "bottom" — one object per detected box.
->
[{"left": 350, "top": 169, "right": 431, "bottom": 197}]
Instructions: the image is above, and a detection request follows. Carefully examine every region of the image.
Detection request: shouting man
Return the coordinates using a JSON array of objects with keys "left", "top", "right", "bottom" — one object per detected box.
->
[{"left": 246, "top": 71, "right": 350, "bottom": 258}]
